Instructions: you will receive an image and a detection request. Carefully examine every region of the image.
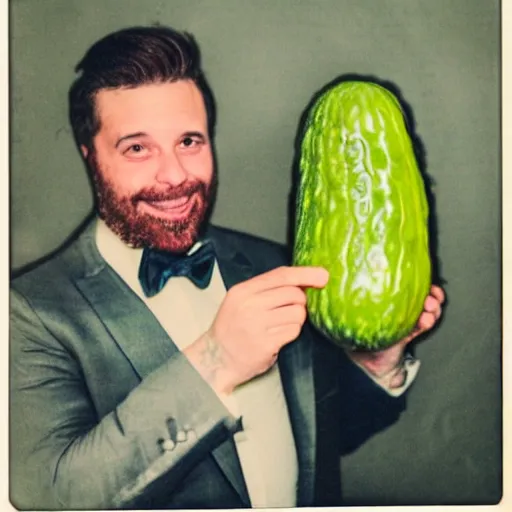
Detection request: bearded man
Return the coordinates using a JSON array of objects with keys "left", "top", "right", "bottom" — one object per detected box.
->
[{"left": 10, "top": 25, "right": 444, "bottom": 510}]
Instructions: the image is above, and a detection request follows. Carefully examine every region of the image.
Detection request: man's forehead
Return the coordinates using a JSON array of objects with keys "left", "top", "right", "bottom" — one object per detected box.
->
[
  {"left": 95, "top": 80, "right": 202, "bottom": 107},
  {"left": 94, "top": 81, "right": 207, "bottom": 131}
]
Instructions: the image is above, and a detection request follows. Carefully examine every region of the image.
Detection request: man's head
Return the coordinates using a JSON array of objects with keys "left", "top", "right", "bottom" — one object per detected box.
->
[{"left": 69, "top": 26, "right": 217, "bottom": 252}]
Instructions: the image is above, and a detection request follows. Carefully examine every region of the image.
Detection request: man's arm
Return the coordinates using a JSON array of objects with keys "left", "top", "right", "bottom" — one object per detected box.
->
[
  {"left": 10, "top": 265, "right": 328, "bottom": 510},
  {"left": 9, "top": 289, "right": 239, "bottom": 510}
]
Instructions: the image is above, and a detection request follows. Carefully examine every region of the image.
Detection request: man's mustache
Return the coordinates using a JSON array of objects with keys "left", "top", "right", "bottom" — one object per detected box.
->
[{"left": 132, "top": 180, "right": 206, "bottom": 203}]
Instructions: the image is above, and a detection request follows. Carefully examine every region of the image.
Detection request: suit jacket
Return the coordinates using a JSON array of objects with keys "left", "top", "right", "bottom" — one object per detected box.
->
[{"left": 10, "top": 219, "right": 406, "bottom": 510}]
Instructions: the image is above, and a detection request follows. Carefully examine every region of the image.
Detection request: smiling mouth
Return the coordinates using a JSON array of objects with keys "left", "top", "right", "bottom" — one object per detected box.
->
[{"left": 141, "top": 194, "right": 197, "bottom": 220}]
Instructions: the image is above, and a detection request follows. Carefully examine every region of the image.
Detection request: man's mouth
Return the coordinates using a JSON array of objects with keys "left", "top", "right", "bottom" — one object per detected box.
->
[{"left": 140, "top": 193, "right": 198, "bottom": 220}]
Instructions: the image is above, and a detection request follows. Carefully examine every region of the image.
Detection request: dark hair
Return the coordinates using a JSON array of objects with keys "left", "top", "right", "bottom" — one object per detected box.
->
[{"left": 69, "top": 25, "right": 216, "bottom": 152}]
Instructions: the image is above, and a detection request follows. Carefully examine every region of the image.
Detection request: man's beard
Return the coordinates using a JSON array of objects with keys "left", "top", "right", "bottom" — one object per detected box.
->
[{"left": 90, "top": 160, "right": 217, "bottom": 253}]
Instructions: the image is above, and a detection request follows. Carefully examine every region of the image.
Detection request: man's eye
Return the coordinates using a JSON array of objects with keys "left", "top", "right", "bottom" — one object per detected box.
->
[
  {"left": 180, "top": 136, "right": 203, "bottom": 149},
  {"left": 123, "top": 143, "right": 148, "bottom": 157},
  {"left": 182, "top": 137, "right": 195, "bottom": 147}
]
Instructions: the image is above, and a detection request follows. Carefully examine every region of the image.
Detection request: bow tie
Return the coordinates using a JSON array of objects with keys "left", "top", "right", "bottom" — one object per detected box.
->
[{"left": 138, "top": 241, "right": 216, "bottom": 298}]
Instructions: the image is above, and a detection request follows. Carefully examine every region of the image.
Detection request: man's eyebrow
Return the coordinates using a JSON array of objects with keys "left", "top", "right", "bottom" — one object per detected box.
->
[
  {"left": 182, "top": 131, "right": 207, "bottom": 140},
  {"left": 115, "top": 132, "right": 148, "bottom": 148}
]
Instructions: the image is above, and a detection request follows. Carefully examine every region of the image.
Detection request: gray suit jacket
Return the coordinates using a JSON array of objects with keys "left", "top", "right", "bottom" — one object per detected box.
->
[{"left": 10, "top": 219, "right": 406, "bottom": 510}]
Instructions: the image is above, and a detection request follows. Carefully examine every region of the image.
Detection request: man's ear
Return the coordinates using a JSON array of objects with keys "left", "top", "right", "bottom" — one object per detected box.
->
[{"left": 80, "top": 145, "right": 89, "bottom": 159}]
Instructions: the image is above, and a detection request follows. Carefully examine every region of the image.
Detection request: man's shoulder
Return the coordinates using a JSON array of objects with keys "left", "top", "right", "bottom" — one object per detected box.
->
[
  {"left": 11, "top": 218, "right": 96, "bottom": 298},
  {"left": 12, "top": 250, "right": 67, "bottom": 292}
]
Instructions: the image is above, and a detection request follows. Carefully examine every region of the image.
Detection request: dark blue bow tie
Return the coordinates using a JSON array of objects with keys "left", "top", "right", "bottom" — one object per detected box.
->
[{"left": 138, "top": 241, "right": 216, "bottom": 298}]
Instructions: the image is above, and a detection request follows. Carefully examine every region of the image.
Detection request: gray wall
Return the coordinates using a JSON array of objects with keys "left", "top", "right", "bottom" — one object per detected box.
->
[{"left": 10, "top": 0, "right": 501, "bottom": 506}]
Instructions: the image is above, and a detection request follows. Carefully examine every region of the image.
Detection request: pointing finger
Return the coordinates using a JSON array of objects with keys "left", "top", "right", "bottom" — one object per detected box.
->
[
  {"left": 255, "top": 286, "right": 307, "bottom": 310},
  {"left": 246, "top": 266, "right": 329, "bottom": 294}
]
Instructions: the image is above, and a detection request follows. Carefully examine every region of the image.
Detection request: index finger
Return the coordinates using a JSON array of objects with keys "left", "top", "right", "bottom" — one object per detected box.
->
[{"left": 247, "top": 266, "right": 329, "bottom": 294}]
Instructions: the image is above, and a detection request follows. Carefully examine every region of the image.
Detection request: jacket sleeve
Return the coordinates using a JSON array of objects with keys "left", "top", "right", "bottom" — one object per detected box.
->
[
  {"left": 313, "top": 333, "right": 408, "bottom": 457},
  {"left": 9, "top": 289, "right": 240, "bottom": 510},
  {"left": 335, "top": 347, "right": 408, "bottom": 455}
]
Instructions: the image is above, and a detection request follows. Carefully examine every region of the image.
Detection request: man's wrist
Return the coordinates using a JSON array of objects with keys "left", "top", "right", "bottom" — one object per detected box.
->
[
  {"left": 183, "top": 332, "right": 235, "bottom": 396},
  {"left": 346, "top": 347, "right": 404, "bottom": 378},
  {"left": 345, "top": 345, "right": 421, "bottom": 396}
]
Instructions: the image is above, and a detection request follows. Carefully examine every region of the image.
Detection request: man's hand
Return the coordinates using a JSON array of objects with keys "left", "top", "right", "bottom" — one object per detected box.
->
[
  {"left": 184, "top": 266, "right": 329, "bottom": 394},
  {"left": 348, "top": 285, "right": 446, "bottom": 382}
]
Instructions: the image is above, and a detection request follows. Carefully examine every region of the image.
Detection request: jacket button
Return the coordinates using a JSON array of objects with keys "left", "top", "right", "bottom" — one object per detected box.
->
[
  {"left": 176, "top": 430, "right": 187, "bottom": 442},
  {"left": 161, "top": 439, "right": 176, "bottom": 452},
  {"left": 186, "top": 429, "right": 197, "bottom": 441}
]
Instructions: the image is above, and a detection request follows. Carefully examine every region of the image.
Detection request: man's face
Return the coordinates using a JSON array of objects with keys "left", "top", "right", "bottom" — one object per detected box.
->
[{"left": 86, "top": 80, "right": 216, "bottom": 253}]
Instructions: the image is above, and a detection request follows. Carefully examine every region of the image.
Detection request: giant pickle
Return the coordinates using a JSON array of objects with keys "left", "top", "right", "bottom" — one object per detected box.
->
[{"left": 293, "top": 80, "right": 431, "bottom": 350}]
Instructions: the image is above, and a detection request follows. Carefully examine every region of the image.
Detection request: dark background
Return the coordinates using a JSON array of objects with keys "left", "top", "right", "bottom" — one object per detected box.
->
[{"left": 10, "top": 0, "right": 502, "bottom": 506}]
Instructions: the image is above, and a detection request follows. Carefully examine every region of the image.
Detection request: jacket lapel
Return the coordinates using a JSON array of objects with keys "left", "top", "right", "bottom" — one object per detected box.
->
[
  {"left": 278, "top": 326, "right": 317, "bottom": 507},
  {"left": 207, "top": 227, "right": 254, "bottom": 291},
  {"left": 71, "top": 221, "right": 179, "bottom": 380},
  {"left": 76, "top": 267, "right": 180, "bottom": 380}
]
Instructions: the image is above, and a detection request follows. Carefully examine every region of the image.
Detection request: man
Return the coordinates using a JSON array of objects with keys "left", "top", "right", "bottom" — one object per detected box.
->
[{"left": 10, "top": 25, "right": 444, "bottom": 510}]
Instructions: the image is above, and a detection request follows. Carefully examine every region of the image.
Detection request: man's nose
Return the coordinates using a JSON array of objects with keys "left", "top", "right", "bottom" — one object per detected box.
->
[{"left": 155, "top": 150, "right": 188, "bottom": 186}]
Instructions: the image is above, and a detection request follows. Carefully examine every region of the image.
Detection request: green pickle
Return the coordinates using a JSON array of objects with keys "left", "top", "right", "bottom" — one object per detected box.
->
[{"left": 293, "top": 81, "right": 431, "bottom": 350}]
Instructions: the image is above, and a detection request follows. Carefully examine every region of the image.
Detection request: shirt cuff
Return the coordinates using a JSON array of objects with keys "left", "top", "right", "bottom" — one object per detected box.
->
[{"left": 352, "top": 353, "right": 421, "bottom": 397}]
